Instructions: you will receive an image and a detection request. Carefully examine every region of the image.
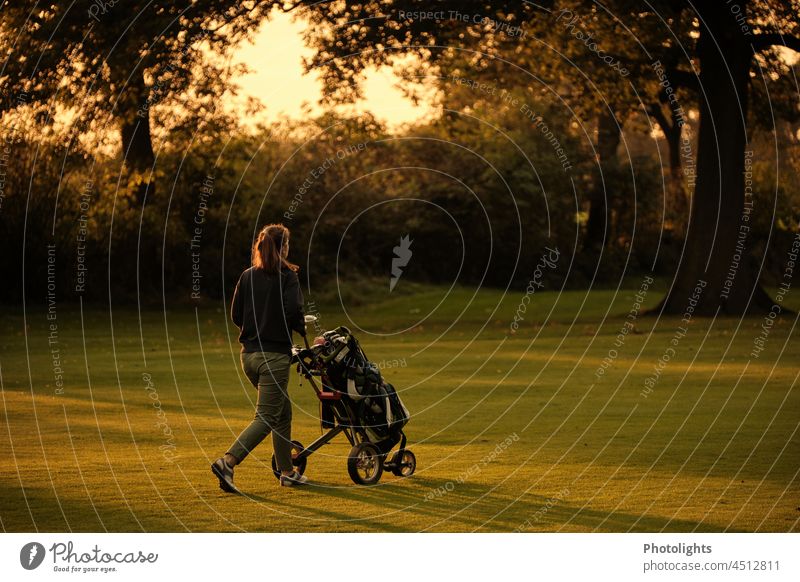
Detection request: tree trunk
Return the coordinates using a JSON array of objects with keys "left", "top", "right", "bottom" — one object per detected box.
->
[
  {"left": 665, "top": 111, "right": 688, "bottom": 235},
  {"left": 650, "top": 101, "right": 688, "bottom": 235},
  {"left": 118, "top": 68, "right": 155, "bottom": 204},
  {"left": 665, "top": 122, "right": 681, "bottom": 174},
  {"left": 657, "top": 2, "right": 773, "bottom": 315},
  {"left": 585, "top": 109, "right": 621, "bottom": 250}
]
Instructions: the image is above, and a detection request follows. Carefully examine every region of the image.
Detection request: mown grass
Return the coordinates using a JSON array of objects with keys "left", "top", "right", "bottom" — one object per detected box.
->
[{"left": 1, "top": 282, "right": 798, "bottom": 532}]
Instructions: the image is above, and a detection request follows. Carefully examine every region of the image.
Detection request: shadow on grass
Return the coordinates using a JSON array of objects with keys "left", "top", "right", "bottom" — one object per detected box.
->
[
  {"left": 0, "top": 480, "right": 146, "bottom": 532},
  {"left": 0, "top": 473, "right": 750, "bottom": 533},
  {"left": 236, "top": 489, "right": 409, "bottom": 532},
  {"left": 303, "top": 475, "right": 738, "bottom": 532}
]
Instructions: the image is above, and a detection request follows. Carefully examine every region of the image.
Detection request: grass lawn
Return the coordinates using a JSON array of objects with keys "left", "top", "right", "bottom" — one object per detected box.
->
[{"left": 1, "top": 281, "right": 798, "bottom": 532}]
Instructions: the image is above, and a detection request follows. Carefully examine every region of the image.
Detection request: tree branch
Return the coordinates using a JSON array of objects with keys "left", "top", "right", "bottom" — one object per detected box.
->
[
  {"left": 665, "top": 68, "right": 700, "bottom": 92},
  {"left": 647, "top": 103, "right": 672, "bottom": 134},
  {"left": 205, "top": 1, "right": 272, "bottom": 34},
  {"left": 751, "top": 33, "right": 800, "bottom": 54},
  {"left": 283, "top": 0, "right": 334, "bottom": 13}
]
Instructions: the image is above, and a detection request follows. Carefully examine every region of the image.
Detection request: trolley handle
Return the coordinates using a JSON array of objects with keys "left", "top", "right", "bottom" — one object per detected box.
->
[{"left": 303, "top": 314, "right": 317, "bottom": 350}]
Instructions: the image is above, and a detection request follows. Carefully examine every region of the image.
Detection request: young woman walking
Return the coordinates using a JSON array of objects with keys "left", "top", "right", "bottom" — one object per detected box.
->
[{"left": 212, "top": 223, "right": 308, "bottom": 492}]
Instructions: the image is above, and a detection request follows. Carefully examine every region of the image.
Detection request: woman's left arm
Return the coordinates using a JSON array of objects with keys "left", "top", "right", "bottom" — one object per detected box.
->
[
  {"left": 231, "top": 272, "right": 245, "bottom": 328},
  {"left": 282, "top": 271, "right": 306, "bottom": 336}
]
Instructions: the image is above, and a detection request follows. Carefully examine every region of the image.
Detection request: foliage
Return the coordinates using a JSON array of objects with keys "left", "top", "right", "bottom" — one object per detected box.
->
[{"left": 2, "top": 1, "right": 799, "bottom": 304}]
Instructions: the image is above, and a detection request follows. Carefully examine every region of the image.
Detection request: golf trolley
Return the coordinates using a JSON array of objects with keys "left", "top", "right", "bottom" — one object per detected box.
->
[{"left": 269, "top": 315, "right": 416, "bottom": 485}]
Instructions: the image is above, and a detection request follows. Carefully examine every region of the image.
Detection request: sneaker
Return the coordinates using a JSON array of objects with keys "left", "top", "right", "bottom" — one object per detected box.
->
[
  {"left": 211, "top": 458, "right": 240, "bottom": 494},
  {"left": 280, "top": 470, "right": 309, "bottom": 487}
]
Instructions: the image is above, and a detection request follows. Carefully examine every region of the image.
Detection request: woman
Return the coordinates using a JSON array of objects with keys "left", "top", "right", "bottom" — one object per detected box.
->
[{"left": 212, "top": 223, "right": 308, "bottom": 492}]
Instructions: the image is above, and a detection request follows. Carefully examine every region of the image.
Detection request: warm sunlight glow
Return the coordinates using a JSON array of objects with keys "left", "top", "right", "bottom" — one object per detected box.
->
[{"left": 229, "top": 10, "right": 433, "bottom": 127}]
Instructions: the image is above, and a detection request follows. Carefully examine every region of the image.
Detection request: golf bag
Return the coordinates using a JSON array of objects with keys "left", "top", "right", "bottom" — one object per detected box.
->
[
  {"left": 286, "top": 323, "right": 417, "bottom": 485},
  {"left": 314, "top": 327, "right": 409, "bottom": 454}
]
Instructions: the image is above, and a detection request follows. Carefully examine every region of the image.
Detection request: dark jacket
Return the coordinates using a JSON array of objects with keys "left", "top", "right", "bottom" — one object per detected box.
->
[{"left": 230, "top": 266, "right": 305, "bottom": 354}]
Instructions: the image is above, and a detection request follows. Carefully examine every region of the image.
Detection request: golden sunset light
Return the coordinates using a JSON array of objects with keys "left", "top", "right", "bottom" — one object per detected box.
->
[
  {"left": 1, "top": 1, "right": 798, "bottom": 567},
  {"left": 231, "top": 10, "right": 433, "bottom": 126}
]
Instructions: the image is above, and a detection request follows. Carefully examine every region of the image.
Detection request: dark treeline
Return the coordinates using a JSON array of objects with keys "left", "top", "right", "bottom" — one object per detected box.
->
[
  {"left": 0, "top": 108, "right": 583, "bottom": 303},
  {"left": 1, "top": 1, "right": 798, "bottom": 310},
  {"left": 1, "top": 106, "right": 795, "bottom": 306}
]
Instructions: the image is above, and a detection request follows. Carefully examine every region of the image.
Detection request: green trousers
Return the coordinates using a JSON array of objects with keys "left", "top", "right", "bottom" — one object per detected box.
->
[{"left": 227, "top": 351, "right": 293, "bottom": 472}]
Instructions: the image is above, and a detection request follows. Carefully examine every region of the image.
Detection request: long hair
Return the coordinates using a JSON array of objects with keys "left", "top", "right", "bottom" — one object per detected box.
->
[{"left": 252, "top": 223, "right": 299, "bottom": 274}]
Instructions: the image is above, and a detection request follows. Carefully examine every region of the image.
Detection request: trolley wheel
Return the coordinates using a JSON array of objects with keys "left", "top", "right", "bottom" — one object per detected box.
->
[
  {"left": 390, "top": 449, "right": 416, "bottom": 477},
  {"left": 347, "top": 442, "right": 383, "bottom": 485},
  {"left": 271, "top": 440, "right": 307, "bottom": 480}
]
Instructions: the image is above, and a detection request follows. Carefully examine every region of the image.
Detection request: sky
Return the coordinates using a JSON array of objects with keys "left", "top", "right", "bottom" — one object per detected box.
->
[
  {"left": 223, "top": 11, "right": 798, "bottom": 132},
  {"left": 229, "top": 10, "right": 433, "bottom": 127}
]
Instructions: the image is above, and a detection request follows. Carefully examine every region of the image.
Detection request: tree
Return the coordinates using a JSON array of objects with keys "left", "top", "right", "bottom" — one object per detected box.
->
[
  {"left": 0, "top": 1, "right": 276, "bottom": 203},
  {"left": 302, "top": 0, "right": 800, "bottom": 314},
  {"left": 649, "top": 0, "right": 800, "bottom": 314},
  {"left": 533, "top": 0, "right": 799, "bottom": 312}
]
